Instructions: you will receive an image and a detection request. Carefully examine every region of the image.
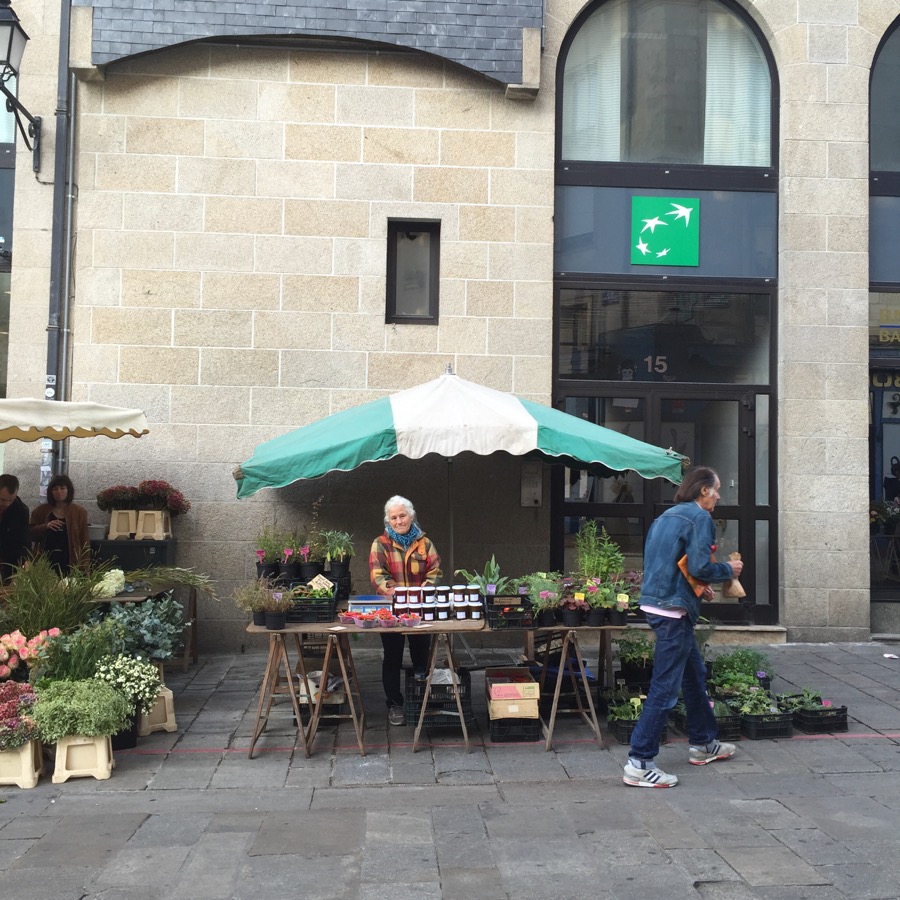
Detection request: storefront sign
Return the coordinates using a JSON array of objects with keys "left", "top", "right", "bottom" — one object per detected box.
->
[{"left": 631, "top": 196, "right": 700, "bottom": 266}]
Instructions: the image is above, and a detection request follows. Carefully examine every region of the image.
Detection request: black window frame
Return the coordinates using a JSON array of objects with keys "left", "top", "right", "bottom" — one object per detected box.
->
[{"left": 386, "top": 219, "right": 440, "bottom": 325}]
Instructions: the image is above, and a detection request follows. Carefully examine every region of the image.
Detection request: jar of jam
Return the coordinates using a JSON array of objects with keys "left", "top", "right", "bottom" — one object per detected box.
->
[
  {"left": 466, "top": 584, "right": 483, "bottom": 620},
  {"left": 393, "top": 586, "right": 409, "bottom": 616},
  {"left": 436, "top": 586, "right": 451, "bottom": 621}
]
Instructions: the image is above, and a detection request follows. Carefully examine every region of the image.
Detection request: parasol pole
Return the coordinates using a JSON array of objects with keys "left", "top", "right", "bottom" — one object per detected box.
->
[{"left": 446, "top": 456, "right": 454, "bottom": 576}]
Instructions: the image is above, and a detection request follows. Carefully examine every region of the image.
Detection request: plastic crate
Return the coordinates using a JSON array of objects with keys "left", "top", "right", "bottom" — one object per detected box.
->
[
  {"left": 485, "top": 602, "right": 534, "bottom": 630},
  {"left": 669, "top": 709, "right": 742, "bottom": 742},
  {"left": 740, "top": 711, "right": 793, "bottom": 740},
  {"left": 489, "top": 717, "right": 542, "bottom": 743},
  {"left": 404, "top": 667, "right": 474, "bottom": 728},
  {"left": 793, "top": 706, "right": 848, "bottom": 734},
  {"left": 608, "top": 718, "right": 667, "bottom": 745},
  {"left": 286, "top": 597, "right": 337, "bottom": 623}
]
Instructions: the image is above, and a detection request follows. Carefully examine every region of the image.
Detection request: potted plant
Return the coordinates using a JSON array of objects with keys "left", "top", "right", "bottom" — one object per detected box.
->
[
  {"left": 559, "top": 593, "right": 588, "bottom": 627},
  {"left": 33, "top": 678, "right": 130, "bottom": 782},
  {"left": 606, "top": 696, "right": 667, "bottom": 745},
  {"left": 278, "top": 534, "right": 304, "bottom": 584},
  {"left": 709, "top": 648, "right": 772, "bottom": 691},
  {"left": 519, "top": 572, "right": 562, "bottom": 627},
  {"left": 730, "top": 685, "right": 792, "bottom": 739},
  {"left": 776, "top": 689, "right": 848, "bottom": 734},
  {"left": 0, "top": 681, "right": 42, "bottom": 788},
  {"left": 93, "top": 654, "right": 161, "bottom": 750},
  {"left": 105, "top": 593, "right": 186, "bottom": 663},
  {"left": 260, "top": 589, "right": 292, "bottom": 630},
  {"left": 573, "top": 523, "right": 640, "bottom": 626},
  {"left": 255, "top": 524, "right": 284, "bottom": 579},
  {"left": 232, "top": 578, "right": 277, "bottom": 626},
  {"left": 320, "top": 529, "right": 355, "bottom": 579},
  {"left": 614, "top": 627, "right": 655, "bottom": 688}
]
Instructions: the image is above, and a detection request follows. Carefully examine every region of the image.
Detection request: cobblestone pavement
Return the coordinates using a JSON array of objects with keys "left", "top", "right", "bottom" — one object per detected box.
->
[{"left": 2, "top": 640, "right": 900, "bottom": 899}]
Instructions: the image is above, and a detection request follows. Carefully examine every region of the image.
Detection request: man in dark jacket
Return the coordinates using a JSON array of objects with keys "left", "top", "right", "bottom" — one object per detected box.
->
[{"left": 0, "top": 473, "right": 29, "bottom": 582}]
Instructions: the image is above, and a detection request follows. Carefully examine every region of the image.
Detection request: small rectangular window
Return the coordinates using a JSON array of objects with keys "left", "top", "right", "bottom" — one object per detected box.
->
[{"left": 386, "top": 220, "right": 440, "bottom": 324}]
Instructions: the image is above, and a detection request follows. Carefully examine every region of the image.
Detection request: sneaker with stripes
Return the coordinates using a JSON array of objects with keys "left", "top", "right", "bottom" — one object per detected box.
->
[
  {"left": 688, "top": 740, "right": 736, "bottom": 765},
  {"left": 623, "top": 762, "right": 678, "bottom": 788}
]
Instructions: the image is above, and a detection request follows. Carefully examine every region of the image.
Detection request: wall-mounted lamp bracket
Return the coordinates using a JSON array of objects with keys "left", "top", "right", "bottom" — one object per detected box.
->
[{"left": 0, "top": 80, "right": 40, "bottom": 171}]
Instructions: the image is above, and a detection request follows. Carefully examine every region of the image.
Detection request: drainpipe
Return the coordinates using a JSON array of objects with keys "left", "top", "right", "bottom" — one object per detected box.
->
[{"left": 44, "top": 0, "right": 72, "bottom": 475}]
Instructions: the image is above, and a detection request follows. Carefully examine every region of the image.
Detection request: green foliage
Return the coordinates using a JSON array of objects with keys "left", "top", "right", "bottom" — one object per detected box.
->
[
  {"left": 776, "top": 689, "right": 824, "bottom": 712},
  {"left": 33, "top": 679, "right": 131, "bottom": 742},
  {"left": 255, "top": 524, "right": 286, "bottom": 564},
  {"left": 289, "top": 584, "right": 334, "bottom": 603},
  {"left": 105, "top": 594, "right": 185, "bottom": 662},
  {"left": 319, "top": 530, "right": 355, "bottom": 563},
  {"left": 125, "top": 566, "right": 217, "bottom": 600},
  {"left": 615, "top": 628, "right": 655, "bottom": 665},
  {"left": 575, "top": 521, "right": 624, "bottom": 580},
  {"left": 607, "top": 697, "right": 643, "bottom": 721},
  {"left": 517, "top": 572, "right": 563, "bottom": 611},
  {"left": 709, "top": 647, "right": 772, "bottom": 682},
  {"left": 454, "top": 555, "right": 515, "bottom": 596},
  {"left": 0, "top": 555, "right": 98, "bottom": 637},
  {"left": 731, "top": 686, "right": 780, "bottom": 716},
  {"left": 32, "top": 618, "right": 126, "bottom": 685}
]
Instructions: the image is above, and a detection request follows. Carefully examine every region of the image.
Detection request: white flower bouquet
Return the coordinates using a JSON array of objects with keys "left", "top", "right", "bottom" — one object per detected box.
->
[
  {"left": 93, "top": 654, "right": 161, "bottom": 715},
  {"left": 92, "top": 569, "right": 126, "bottom": 599}
]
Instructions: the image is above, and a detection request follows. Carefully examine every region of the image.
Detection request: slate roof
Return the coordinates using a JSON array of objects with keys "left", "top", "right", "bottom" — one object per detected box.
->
[{"left": 75, "top": 0, "right": 544, "bottom": 85}]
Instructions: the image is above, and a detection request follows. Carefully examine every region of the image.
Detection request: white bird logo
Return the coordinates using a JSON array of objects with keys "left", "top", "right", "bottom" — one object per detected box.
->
[
  {"left": 665, "top": 203, "right": 693, "bottom": 226},
  {"left": 635, "top": 239, "right": 650, "bottom": 256},
  {"left": 640, "top": 216, "right": 667, "bottom": 234}
]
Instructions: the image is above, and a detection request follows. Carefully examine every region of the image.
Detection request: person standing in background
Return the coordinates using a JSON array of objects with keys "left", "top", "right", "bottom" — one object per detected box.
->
[
  {"left": 30, "top": 474, "right": 90, "bottom": 574},
  {"left": 0, "top": 473, "right": 30, "bottom": 583}
]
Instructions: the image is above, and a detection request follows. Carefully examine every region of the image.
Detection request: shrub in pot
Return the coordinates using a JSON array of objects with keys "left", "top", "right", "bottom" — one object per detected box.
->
[{"left": 232, "top": 578, "right": 277, "bottom": 626}]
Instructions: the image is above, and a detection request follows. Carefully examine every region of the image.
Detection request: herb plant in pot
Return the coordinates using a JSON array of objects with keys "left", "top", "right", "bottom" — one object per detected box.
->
[
  {"left": 559, "top": 593, "right": 588, "bottom": 627},
  {"left": 615, "top": 627, "right": 655, "bottom": 689},
  {"left": 520, "top": 572, "right": 562, "bottom": 627},
  {"left": 232, "top": 578, "right": 277, "bottom": 626},
  {"left": 320, "top": 529, "right": 354, "bottom": 580},
  {"left": 261, "top": 589, "right": 291, "bottom": 630},
  {"left": 255, "top": 525, "right": 283, "bottom": 580},
  {"left": 94, "top": 654, "right": 161, "bottom": 750},
  {"left": 278, "top": 536, "right": 303, "bottom": 584}
]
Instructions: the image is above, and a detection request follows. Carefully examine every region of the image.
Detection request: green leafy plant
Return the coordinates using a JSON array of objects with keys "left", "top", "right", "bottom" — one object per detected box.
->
[
  {"left": 575, "top": 521, "right": 623, "bottom": 579},
  {"left": 607, "top": 697, "right": 643, "bottom": 721},
  {"left": 32, "top": 618, "right": 126, "bottom": 685},
  {"left": 104, "top": 593, "right": 185, "bottom": 662},
  {"left": 518, "top": 572, "right": 563, "bottom": 611},
  {"left": 289, "top": 584, "right": 334, "bottom": 603},
  {"left": 125, "top": 566, "right": 217, "bottom": 600},
  {"left": 33, "top": 679, "right": 131, "bottom": 742},
  {"left": 615, "top": 628, "right": 655, "bottom": 666},
  {"left": 776, "top": 689, "right": 831, "bottom": 713},
  {"left": 319, "top": 530, "right": 355, "bottom": 563},
  {"left": 732, "top": 685, "right": 780, "bottom": 716},
  {"left": 255, "top": 524, "right": 286, "bottom": 565},
  {"left": 709, "top": 648, "right": 772, "bottom": 683},
  {"left": 0, "top": 555, "right": 100, "bottom": 637},
  {"left": 454, "top": 555, "right": 515, "bottom": 596}
]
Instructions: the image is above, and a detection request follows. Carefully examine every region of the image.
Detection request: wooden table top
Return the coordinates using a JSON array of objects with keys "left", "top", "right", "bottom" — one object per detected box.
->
[{"left": 246, "top": 618, "right": 487, "bottom": 636}]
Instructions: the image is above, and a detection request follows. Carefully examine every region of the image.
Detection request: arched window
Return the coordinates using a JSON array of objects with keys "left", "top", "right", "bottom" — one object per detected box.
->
[
  {"left": 561, "top": 0, "right": 772, "bottom": 167},
  {"left": 872, "top": 26, "right": 900, "bottom": 173}
]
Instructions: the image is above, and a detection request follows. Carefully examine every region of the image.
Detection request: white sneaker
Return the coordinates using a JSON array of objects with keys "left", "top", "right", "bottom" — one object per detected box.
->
[
  {"left": 623, "top": 762, "right": 678, "bottom": 788},
  {"left": 689, "top": 741, "right": 736, "bottom": 765}
]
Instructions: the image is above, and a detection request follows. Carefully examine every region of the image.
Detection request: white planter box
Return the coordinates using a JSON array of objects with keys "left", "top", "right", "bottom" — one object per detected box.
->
[
  {"left": 0, "top": 739, "right": 43, "bottom": 789},
  {"left": 138, "top": 686, "right": 176, "bottom": 736},
  {"left": 52, "top": 735, "right": 113, "bottom": 783}
]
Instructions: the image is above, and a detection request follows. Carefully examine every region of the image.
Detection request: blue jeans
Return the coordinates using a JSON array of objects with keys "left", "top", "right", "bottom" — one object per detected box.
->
[{"left": 628, "top": 614, "right": 717, "bottom": 762}]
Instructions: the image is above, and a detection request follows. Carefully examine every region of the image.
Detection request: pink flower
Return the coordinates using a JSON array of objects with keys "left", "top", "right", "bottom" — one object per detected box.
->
[
  {"left": 822, "top": 699, "right": 832, "bottom": 708},
  {"left": 7, "top": 655, "right": 18, "bottom": 669},
  {"left": 0, "top": 665, "right": 9, "bottom": 679},
  {"left": 256, "top": 549, "right": 266, "bottom": 564},
  {"left": 283, "top": 548, "right": 293, "bottom": 563},
  {"left": 48, "top": 628, "right": 60, "bottom": 637}
]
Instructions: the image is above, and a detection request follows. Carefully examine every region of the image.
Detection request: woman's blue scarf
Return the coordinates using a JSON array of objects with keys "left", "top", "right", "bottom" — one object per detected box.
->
[{"left": 387, "top": 522, "right": 422, "bottom": 549}]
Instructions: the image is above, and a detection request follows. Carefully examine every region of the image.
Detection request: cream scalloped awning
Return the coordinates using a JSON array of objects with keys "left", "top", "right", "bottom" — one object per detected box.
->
[{"left": 0, "top": 400, "right": 150, "bottom": 442}]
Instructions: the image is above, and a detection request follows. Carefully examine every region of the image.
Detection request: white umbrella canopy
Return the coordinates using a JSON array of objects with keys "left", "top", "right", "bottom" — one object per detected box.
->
[{"left": 0, "top": 399, "right": 150, "bottom": 443}]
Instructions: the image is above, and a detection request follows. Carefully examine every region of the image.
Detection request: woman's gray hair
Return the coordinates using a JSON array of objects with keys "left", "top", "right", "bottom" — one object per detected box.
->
[{"left": 384, "top": 495, "right": 416, "bottom": 525}]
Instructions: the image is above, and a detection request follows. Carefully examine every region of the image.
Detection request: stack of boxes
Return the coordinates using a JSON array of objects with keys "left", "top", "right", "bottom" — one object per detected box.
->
[{"left": 485, "top": 667, "right": 541, "bottom": 742}]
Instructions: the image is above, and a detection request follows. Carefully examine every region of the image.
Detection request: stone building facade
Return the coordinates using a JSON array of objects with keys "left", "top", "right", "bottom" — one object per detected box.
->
[{"left": 2, "top": 1, "right": 893, "bottom": 649}]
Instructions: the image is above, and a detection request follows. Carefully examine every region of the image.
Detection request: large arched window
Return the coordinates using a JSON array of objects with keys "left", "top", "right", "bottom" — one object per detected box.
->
[{"left": 561, "top": 0, "right": 772, "bottom": 168}]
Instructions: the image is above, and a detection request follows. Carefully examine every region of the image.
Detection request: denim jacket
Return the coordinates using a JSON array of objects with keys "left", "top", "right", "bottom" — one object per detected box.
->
[{"left": 639, "top": 501, "right": 735, "bottom": 624}]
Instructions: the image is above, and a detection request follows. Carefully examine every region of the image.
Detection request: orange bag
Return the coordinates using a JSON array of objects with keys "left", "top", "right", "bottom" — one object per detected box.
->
[{"left": 677, "top": 554, "right": 709, "bottom": 598}]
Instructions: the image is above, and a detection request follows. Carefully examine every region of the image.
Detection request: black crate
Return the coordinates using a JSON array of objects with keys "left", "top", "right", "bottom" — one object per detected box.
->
[
  {"left": 485, "top": 602, "right": 534, "bottom": 630},
  {"left": 608, "top": 718, "right": 667, "bottom": 745},
  {"left": 740, "top": 712, "right": 793, "bottom": 740},
  {"left": 669, "top": 709, "right": 742, "bottom": 742},
  {"left": 286, "top": 597, "right": 337, "bottom": 623},
  {"left": 489, "top": 717, "right": 542, "bottom": 743},
  {"left": 404, "top": 667, "right": 474, "bottom": 728},
  {"left": 793, "top": 706, "right": 848, "bottom": 734}
]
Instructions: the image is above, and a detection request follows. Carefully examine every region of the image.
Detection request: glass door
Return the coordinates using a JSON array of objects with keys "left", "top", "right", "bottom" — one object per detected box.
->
[{"left": 552, "top": 386, "right": 774, "bottom": 623}]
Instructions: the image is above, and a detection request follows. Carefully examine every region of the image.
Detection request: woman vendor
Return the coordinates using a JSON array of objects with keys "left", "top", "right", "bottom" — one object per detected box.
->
[
  {"left": 368, "top": 495, "right": 442, "bottom": 725},
  {"left": 29, "top": 474, "right": 90, "bottom": 574}
]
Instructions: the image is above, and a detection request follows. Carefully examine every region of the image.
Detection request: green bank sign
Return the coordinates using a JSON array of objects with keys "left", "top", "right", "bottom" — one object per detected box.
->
[{"left": 631, "top": 196, "right": 700, "bottom": 267}]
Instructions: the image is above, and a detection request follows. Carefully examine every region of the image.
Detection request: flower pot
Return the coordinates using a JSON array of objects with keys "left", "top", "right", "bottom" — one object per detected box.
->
[
  {"left": 561, "top": 608, "right": 583, "bottom": 627},
  {"left": 111, "top": 715, "right": 139, "bottom": 752},
  {"left": 256, "top": 562, "right": 279, "bottom": 580},
  {"left": 298, "top": 562, "right": 323, "bottom": 582},
  {"left": 608, "top": 609, "right": 628, "bottom": 626},
  {"left": 586, "top": 608, "right": 607, "bottom": 627},
  {"left": 265, "top": 611, "right": 288, "bottom": 630},
  {"left": 252, "top": 610, "right": 266, "bottom": 626},
  {"left": 328, "top": 559, "right": 351, "bottom": 580},
  {"left": 0, "top": 739, "right": 42, "bottom": 789},
  {"left": 536, "top": 609, "right": 557, "bottom": 627},
  {"left": 138, "top": 686, "right": 176, "bottom": 736},
  {"left": 278, "top": 562, "right": 302, "bottom": 584},
  {"left": 52, "top": 735, "right": 113, "bottom": 783}
]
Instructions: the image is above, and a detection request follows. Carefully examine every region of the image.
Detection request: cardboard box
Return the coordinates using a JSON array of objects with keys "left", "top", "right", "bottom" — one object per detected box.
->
[{"left": 485, "top": 667, "right": 540, "bottom": 719}]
